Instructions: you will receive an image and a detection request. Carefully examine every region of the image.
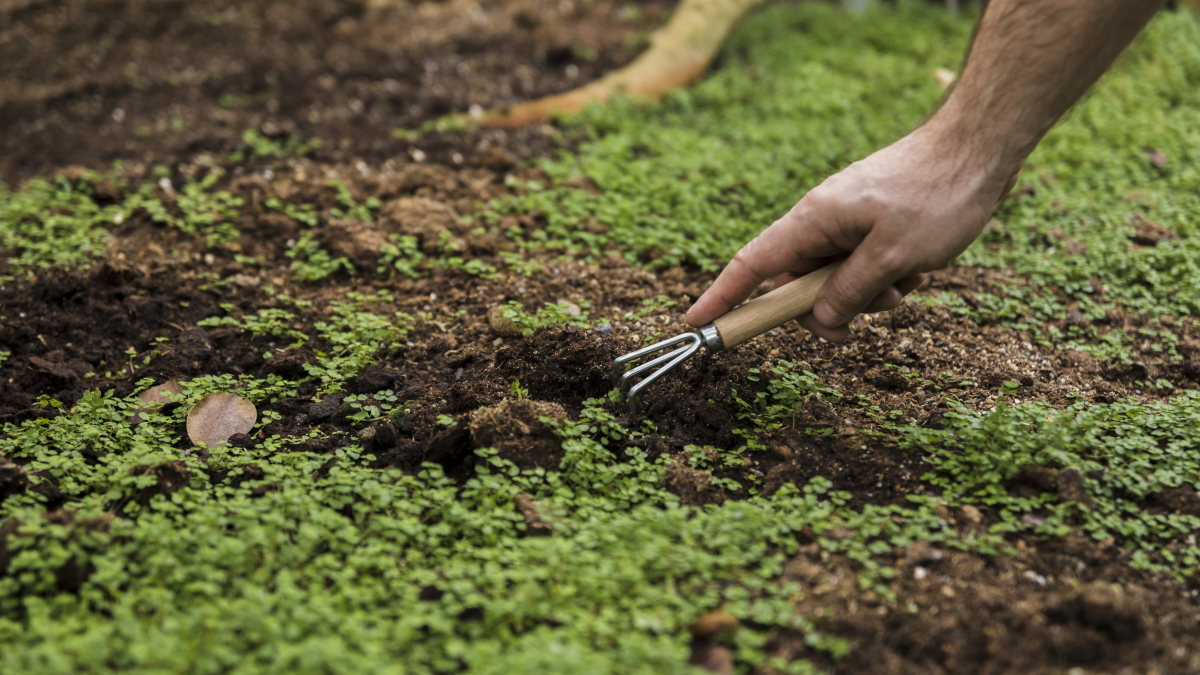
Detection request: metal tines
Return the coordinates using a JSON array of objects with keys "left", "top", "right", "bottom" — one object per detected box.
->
[{"left": 612, "top": 332, "right": 703, "bottom": 414}]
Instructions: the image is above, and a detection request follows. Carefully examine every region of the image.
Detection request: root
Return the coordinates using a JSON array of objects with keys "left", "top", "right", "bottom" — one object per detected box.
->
[{"left": 476, "top": 0, "right": 767, "bottom": 128}]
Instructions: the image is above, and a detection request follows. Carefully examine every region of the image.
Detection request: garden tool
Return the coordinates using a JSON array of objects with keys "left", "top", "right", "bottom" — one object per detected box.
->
[{"left": 613, "top": 262, "right": 839, "bottom": 413}]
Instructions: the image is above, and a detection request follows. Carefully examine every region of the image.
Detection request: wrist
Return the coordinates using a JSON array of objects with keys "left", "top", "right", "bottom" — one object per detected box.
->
[{"left": 919, "top": 101, "right": 1032, "bottom": 186}]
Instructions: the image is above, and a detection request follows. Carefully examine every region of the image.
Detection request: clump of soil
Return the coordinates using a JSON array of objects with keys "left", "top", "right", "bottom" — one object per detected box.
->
[{"left": 470, "top": 399, "right": 567, "bottom": 471}]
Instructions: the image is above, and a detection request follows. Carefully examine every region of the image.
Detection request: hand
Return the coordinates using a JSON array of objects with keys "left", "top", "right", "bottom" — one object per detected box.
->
[{"left": 685, "top": 119, "right": 1022, "bottom": 342}]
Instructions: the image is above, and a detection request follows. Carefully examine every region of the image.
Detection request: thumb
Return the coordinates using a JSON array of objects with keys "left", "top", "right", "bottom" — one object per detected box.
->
[{"left": 812, "top": 242, "right": 907, "bottom": 329}]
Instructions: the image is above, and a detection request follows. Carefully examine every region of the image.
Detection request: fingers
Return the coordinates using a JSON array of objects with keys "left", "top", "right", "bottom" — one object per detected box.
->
[
  {"left": 684, "top": 250, "right": 770, "bottom": 328},
  {"left": 797, "top": 313, "right": 850, "bottom": 342},
  {"left": 895, "top": 272, "right": 927, "bottom": 296},
  {"left": 812, "top": 241, "right": 909, "bottom": 330},
  {"left": 797, "top": 274, "right": 924, "bottom": 342},
  {"left": 686, "top": 199, "right": 839, "bottom": 328}
]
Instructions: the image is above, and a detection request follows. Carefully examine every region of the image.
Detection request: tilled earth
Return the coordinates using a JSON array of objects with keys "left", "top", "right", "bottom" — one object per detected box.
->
[{"left": 3, "top": 1, "right": 1200, "bottom": 674}]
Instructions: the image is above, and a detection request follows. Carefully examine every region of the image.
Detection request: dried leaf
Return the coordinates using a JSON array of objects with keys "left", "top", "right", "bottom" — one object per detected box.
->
[
  {"left": 934, "top": 67, "right": 956, "bottom": 88},
  {"left": 1144, "top": 148, "right": 1167, "bottom": 168},
  {"left": 186, "top": 392, "right": 257, "bottom": 449},
  {"left": 128, "top": 379, "right": 184, "bottom": 424}
]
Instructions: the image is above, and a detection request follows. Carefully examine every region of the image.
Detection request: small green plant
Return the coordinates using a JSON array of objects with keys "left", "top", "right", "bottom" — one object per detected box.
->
[
  {"left": 629, "top": 295, "right": 678, "bottom": 320},
  {"left": 263, "top": 198, "right": 320, "bottom": 227},
  {"left": 327, "top": 180, "right": 380, "bottom": 223},
  {"left": 499, "top": 251, "right": 546, "bottom": 277},
  {"left": 1, "top": 176, "right": 119, "bottom": 275},
  {"left": 510, "top": 380, "right": 529, "bottom": 400},
  {"left": 233, "top": 129, "right": 323, "bottom": 160},
  {"left": 499, "top": 300, "right": 593, "bottom": 336},
  {"left": 345, "top": 390, "right": 399, "bottom": 423},
  {"left": 198, "top": 307, "right": 309, "bottom": 347},
  {"left": 286, "top": 233, "right": 355, "bottom": 281},
  {"left": 376, "top": 234, "right": 426, "bottom": 277}
]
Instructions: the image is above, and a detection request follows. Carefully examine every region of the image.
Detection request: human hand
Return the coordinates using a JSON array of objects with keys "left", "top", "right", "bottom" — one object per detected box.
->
[{"left": 685, "top": 119, "right": 1022, "bottom": 342}]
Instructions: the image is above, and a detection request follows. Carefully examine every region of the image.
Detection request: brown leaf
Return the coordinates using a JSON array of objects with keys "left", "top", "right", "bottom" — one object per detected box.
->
[
  {"left": 128, "top": 379, "right": 184, "bottom": 424},
  {"left": 186, "top": 393, "right": 257, "bottom": 449},
  {"left": 689, "top": 610, "right": 740, "bottom": 640},
  {"left": 1144, "top": 148, "right": 1167, "bottom": 168}
]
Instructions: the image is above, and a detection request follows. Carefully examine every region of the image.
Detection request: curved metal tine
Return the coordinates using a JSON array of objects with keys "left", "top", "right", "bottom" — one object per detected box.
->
[
  {"left": 612, "top": 332, "right": 703, "bottom": 386},
  {"left": 625, "top": 334, "right": 702, "bottom": 414},
  {"left": 619, "top": 344, "right": 692, "bottom": 394}
]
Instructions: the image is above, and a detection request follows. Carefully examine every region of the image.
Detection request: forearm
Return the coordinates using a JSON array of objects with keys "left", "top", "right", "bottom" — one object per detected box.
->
[{"left": 930, "top": 0, "right": 1166, "bottom": 174}]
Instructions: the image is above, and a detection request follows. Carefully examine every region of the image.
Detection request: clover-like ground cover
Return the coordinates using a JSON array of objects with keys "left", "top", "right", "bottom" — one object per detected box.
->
[{"left": 2, "top": 2, "right": 1200, "bottom": 674}]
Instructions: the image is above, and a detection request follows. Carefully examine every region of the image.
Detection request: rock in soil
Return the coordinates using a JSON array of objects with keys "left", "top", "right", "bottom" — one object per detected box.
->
[
  {"left": 1056, "top": 467, "right": 1096, "bottom": 510},
  {"left": 488, "top": 306, "right": 523, "bottom": 338}
]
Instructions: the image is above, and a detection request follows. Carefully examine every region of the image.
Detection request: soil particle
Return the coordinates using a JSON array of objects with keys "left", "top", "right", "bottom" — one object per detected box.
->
[
  {"left": 422, "top": 422, "right": 472, "bottom": 465},
  {"left": 379, "top": 197, "right": 466, "bottom": 254},
  {"left": 469, "top": 399, "right": 566, "bottom": 471},
  {"left": 664, "top": 457, "right": 725, "bottom": 507},
  {"left": 261, "top": 347, "right": 316, "bottom": 380},
  {"left": 488, "top": 306, "right": 523, "bottom": 337},
  {"left": 316, "top": 219, "right": 391, "bottom": 271},
  {"left": 308, "top": 394, "right": 347, "bottom": 422},
  {"left": 1129, "top": 215, "right": 1177, "bottom": 246},
  {"left": 689, "top": 645, "right": 734, "bottom": 675},
  {"left": 1045, "top": 583, "right": 1145, "bottom": 642},
  {"left": 1055, "top": 467, "right": 1095, "bottom": 511},
  {"left": 690, "top": 610, "right": 740, "bottom": 640},
  {"left": 905, "top": 540, "right": 944, "bottom": 566},
  {"left": 1015, "top": 464, "right": 1060, "bottom": 494},
  {"left": 1148, "top": 487, "right": 1200, "bottom": 516},
  {"left": 0, "top": 453, "right": 30, "bottom": 504},
  {"left": 959, "top": 504, "right": 984, "bottom": 526},
  {"left": 864, "top": 366, "right": 910, "bottom": 391},
  {"left": 128, "top": 460, "right": 191, "bottom": 510},
  {"left": 513, "top": 493, "right": 554, "bottom": 537}
]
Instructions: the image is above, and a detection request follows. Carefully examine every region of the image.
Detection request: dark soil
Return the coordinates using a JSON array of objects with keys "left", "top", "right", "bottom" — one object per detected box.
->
[
  {"left": 3, "top": 1, "right": 1200, "bottom": 673},
  {"left": 0, "top": 0, "right": 673, "bottom": 182}
]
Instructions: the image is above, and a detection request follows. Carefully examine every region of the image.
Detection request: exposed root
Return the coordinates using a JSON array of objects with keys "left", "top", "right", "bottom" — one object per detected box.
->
[{"left": 476, "top": 0, "right": 766, "bottom": 128}]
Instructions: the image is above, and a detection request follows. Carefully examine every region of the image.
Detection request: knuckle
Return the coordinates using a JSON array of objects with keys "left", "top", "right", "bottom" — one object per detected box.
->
[
  {"left": 730, "top": 244, "right": 770, "bottom": 281},
  {"left": 825, "top": 270, "right": 871, "bottom": 311},
  {"left": 873, "top": 246, "right": 912, "bottom": 278}
]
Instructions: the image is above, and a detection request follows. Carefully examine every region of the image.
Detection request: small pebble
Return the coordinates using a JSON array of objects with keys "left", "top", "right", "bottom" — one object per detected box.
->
[{"left": 596, "top": 323, "right": 614, "bottom": 335}]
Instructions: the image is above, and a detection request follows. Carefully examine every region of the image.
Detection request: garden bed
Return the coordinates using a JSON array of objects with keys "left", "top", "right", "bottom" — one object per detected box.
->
[{"left": 2, "top": 1, "right": 1200, "bottom": 673}]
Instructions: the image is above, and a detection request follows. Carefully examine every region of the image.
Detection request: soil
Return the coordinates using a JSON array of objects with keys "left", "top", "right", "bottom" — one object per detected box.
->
[{"left": 3, "top": 1, "right": 1200, "bottom": 673}]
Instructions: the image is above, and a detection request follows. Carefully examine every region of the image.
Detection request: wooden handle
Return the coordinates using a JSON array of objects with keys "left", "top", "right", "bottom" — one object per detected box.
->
[{"left": 711, "top": 262, "right": 839, "bottom": 349}]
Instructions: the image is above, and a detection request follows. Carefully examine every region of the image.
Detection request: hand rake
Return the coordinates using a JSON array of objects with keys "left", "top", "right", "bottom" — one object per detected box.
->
[{"left": 613, "top": 262, "right": 838, "bottom": 413}]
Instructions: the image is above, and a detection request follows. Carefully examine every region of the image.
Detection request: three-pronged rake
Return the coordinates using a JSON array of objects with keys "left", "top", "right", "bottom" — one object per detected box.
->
[{"left": 612, "top": 262, "right": 838, "bottom": 413}]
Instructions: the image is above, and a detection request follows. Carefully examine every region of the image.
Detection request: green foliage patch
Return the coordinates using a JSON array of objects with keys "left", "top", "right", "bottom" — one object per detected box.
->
[{"left": 895, "top": 393, "right": 1200, "bottom": 580}]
